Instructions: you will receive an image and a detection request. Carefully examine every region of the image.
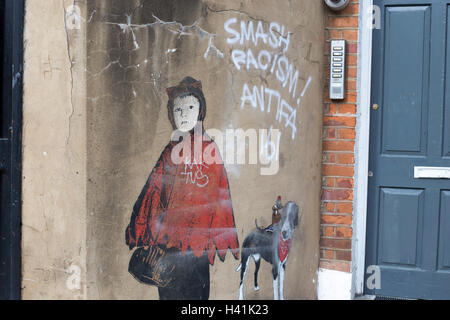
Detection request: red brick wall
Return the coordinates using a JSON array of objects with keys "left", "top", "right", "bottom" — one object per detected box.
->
[{"left": 320, "top": 1, "right": 359, "bottom": 273}]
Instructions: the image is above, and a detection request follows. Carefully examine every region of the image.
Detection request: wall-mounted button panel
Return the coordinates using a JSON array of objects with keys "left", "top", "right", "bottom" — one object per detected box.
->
[{"left": 330, "top": 40, "right": 346, "bottom": 100}]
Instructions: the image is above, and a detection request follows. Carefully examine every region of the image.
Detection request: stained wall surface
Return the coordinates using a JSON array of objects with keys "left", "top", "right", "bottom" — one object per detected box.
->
[
  {"left": 22, "top": 0, "right": 87, "bottom": 299},
  {"left": 22, "top": 0, "right": 324, "bottom": 300}
]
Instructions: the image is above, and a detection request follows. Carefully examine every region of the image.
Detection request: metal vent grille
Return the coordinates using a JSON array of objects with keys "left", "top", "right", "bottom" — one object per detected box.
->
[
  {"left": 332, "top": 86, "right": 342, "bottom": 95},
  {"left": 375, "top": 295, "right": 415, "bottom": 300}
]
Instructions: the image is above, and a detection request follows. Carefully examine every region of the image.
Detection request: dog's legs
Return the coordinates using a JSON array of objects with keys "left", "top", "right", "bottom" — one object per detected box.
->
[
  {"left": 279, "top": 262, "right": 286, "bottom": 300},
  {"left": 273, "top": 276, "right": 279, "bottom": 300},
  {"left": 253, "top": 254, "right": 261, "bottom": 291},
  {"left": 272, "top": 263, "right": 279, "bottom": 300},
  {"left": 238, "top": 255, "right": 250, "bottom": 300}
]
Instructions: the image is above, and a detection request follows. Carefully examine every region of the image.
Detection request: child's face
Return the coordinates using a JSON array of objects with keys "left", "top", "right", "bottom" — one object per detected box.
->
[{"left": 173, "top": 95, "right": 200, "bottom": 132}]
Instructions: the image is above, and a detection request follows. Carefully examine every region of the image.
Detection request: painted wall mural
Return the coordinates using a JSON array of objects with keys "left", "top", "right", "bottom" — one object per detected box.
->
[
  {"left": 84, "top": 0, "right": 324, "bottom": 300},
  {"left": 237, "top": 197, "right": 300, "bottom": 300},
  {"left": 125, "top": 77, "right": 240, "bottom": 300}
]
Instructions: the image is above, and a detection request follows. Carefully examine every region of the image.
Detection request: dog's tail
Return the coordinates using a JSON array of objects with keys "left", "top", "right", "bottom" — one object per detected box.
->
[{"left": 235, "top": 263, "right": 242, "bottom": 272}]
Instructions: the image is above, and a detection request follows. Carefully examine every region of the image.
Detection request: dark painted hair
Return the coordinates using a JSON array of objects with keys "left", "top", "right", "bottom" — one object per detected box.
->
[{"left": 166, "top": 76, "right": 207, "bottom": 129}]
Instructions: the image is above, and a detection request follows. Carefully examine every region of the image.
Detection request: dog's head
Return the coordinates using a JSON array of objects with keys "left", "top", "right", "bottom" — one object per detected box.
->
[{"left": 280, "top": 201, "right": 300, "bottom": 241}]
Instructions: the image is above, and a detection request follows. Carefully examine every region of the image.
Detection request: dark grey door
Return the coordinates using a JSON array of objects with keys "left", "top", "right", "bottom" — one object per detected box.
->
[
  {"left": 0, "top": 0, "right": 23, "bottom": 300},
  {"left": 366, "top": 0, "right": 450, "bottom": 299}
]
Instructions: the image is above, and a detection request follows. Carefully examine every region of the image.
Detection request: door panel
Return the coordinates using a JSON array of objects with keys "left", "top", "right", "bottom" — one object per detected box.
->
[
  {"left": 444, "top": 6, "right": 450, "bottom": 158},
  {"left": 438, "top": 191, "right": 450, "bottom": 270},
  {"left": 379, "top": 188, "right": 423, "bottom": 266},
  {"left": 366, "top": 0, "right": 450, "bottom": 299},
  {"left": 382, "top": 6, "right": 430, "bottom": 155}
]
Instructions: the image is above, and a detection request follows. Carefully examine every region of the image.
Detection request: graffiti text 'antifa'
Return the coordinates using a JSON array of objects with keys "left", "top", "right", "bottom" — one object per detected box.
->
[{"left": 224, "top": 18, "right": 311, "bottom": 141}]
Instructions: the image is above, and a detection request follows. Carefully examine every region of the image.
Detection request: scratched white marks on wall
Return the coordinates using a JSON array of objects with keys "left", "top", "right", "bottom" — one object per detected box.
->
[
  {"left": 84, "top": 10, "right": 226, "bottom": 109},
  {"left": 103, "top": 14, "right": 224, "bottom": 59},
  {"left": 224, "top": 18, "right": 313, "bottom": 140}
]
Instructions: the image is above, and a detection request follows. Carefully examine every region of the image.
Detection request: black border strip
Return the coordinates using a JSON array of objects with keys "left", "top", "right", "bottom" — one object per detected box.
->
[{"left": 1, "top": 0, "right": 24, "bottom": 300}]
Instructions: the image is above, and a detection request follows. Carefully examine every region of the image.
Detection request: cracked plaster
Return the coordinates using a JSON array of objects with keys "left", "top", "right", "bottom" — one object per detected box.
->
[{"left": 22, "top": 0, "right": 325, "bottom": 300}]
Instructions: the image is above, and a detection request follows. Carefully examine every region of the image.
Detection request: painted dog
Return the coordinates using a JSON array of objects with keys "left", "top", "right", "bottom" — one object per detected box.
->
[{"left": 236, "top": 200, "right": 300, "bottom": 300}]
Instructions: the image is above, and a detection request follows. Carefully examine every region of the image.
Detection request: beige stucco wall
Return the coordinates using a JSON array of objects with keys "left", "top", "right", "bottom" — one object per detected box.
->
[
  {"left": 21, "top": 0, "right": 87, "bottom": 299},
  {"left": 22, "top": 0, "right": 324, "bottom": 300}
]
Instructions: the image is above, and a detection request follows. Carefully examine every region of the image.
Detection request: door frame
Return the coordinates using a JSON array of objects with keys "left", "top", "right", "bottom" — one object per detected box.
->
[
  {"left": 0, "top": 0, "right": 24, "bottom": 300},
  {"left": 355, "top": 0, "right": 450, "bottom": 299},
  {"left": 352, "top": 0, "right": 373, "bottom": 298}
]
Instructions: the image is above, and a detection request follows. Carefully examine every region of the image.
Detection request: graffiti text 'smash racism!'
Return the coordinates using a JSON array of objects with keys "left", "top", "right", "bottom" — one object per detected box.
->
[{"left": 224, "top": 18, "right": 311, "bottom": 141}]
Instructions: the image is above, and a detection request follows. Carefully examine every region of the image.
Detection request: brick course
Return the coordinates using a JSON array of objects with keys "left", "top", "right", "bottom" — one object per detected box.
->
[{"left": 320, "top": 1, "right": 359, "bottom": 273}]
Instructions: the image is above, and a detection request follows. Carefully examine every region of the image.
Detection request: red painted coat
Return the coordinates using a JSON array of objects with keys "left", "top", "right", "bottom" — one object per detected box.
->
[{"left": 126, "top": 132, "right": 240, "bottom": 265}]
